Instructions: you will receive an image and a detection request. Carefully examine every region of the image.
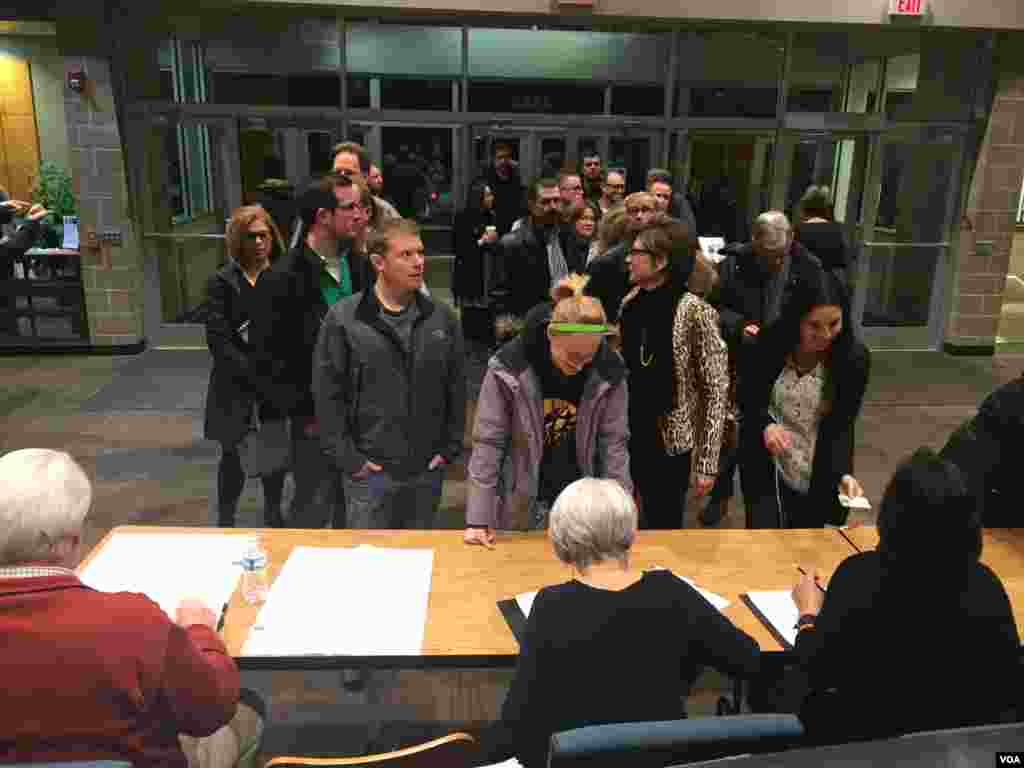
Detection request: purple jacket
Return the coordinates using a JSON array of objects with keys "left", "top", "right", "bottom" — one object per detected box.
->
[{"left": 466, "top": 304, "right": 632, "bottom": 529}]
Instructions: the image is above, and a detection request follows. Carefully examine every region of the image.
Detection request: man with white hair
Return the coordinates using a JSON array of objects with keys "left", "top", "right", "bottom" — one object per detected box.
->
[
  {"left": 702, "top": 211, "right": 824, "bottom": 526},
  {"left": 0, "top": 449, "right": 261, "bottom": 768}
]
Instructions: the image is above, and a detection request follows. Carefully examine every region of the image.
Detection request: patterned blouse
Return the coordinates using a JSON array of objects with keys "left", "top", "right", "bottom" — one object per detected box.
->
[
  {"left": 663, "top": 293, "right": 729, "bottom": 478},
  {"left": 769, "top": 361, "right": 825, "bottom": 493}
]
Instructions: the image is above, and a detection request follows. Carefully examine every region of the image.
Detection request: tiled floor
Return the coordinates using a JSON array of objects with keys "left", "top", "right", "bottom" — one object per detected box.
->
[{"left": 1, "top": 346, "right": 1021, "bottom": 760}]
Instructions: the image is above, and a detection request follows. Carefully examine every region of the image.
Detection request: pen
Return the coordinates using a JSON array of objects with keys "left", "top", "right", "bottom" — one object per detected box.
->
[
  {"left": 216, "top": 602, "right": 228, "bottom": 633},
  {"left": 795, "top": 566, "right": 827, "bottom": 594}
]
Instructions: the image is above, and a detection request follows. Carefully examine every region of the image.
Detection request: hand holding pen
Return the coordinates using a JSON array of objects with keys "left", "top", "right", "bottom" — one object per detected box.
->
[{"left": 792, "top": 565, "right": 825, "bottom": 616}]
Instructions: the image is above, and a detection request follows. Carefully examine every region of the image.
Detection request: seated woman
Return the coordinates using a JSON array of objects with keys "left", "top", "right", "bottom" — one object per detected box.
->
[
  {"left": 740, "top": 269, "right": 870, "bottom": 528},
  {"left": 464, "top": 275, "right": 630, "bottom": 543},
  {"left": 480, "top": 478, "right": 761, "bottom": 768},
  {"left": 791, "top": 448, "right": 1021, "bottom": 744}
]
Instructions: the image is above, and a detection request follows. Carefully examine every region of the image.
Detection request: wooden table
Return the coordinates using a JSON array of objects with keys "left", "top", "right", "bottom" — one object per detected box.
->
[
  {"left": 840, "top": 525, "right": 1024, "bottom": 636},
  {"left": 80, "top": 526, "right": 861, "bottom": 669}
]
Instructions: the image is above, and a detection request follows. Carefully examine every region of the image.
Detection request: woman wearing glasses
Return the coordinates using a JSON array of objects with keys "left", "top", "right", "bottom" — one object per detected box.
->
[
  {"left": 203, "top": 205, "right": 293, "bottom": 528},
  {"left": 619, "top": 214, "right": 728, "bottom": 528}
]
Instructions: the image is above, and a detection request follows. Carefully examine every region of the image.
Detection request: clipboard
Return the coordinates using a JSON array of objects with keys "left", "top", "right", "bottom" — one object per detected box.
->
[
  {"left": 497, "top": 598, "right": 527, "bottom": 646},
  {"left": 741, "top": 592, "right": 798, "bottom": 651}
]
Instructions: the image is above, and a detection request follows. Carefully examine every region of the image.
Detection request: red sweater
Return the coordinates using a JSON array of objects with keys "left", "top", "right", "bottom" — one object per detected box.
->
[{"left": 0, "top": 573, "right": 240, "bottom": 768}]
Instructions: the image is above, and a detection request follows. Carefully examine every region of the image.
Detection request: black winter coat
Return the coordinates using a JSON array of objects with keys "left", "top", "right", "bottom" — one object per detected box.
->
[
  {"left": 492, "top": 223, "right": 582, "bottom": 318},
  {"left": 202, "top": 261, "right": 298, "bottom": 446}
]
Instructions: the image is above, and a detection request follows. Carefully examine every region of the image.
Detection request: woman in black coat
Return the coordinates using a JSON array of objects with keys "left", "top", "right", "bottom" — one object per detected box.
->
[
  {"left": 203, "top": 205, "right": 295, "bottom": 527},
  {"left": 454, "top": 180, "right": 500, "bottom": 348},
  {"left": 740, "top": 269, "right": 870, "bottom": 528},
  {"left": 794, "top": 185, "right": 851, "bottom": 284},
  {"left": 790, "top": 449, "right": 1020, "bottom": 744}
]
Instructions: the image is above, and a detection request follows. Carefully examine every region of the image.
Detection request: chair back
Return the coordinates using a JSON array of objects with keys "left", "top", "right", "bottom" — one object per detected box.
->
[
  {"left": 265, "top": 732, "right": 476, "bottom": 768},
  {"left": 548, "top": 715, "right": 804, "bottom": 768}
]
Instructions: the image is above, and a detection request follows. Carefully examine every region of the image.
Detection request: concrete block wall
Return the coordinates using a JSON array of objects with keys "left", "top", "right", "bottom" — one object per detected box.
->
[
  {"left": 64, "top": 55, "right": 145, "bottom": 347},
  {"left": 947, "top": 72, "right": 1024, "bottom": 352}
]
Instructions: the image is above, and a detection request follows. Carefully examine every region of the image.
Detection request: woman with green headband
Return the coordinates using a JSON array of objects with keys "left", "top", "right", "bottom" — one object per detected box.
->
[{"left": 465, "top": 274, "right": 632, "bottom": 546}]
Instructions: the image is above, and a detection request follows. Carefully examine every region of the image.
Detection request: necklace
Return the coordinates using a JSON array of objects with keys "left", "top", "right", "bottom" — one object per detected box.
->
[{"left": 640, "top": 328, "right": 654, "bottom": 367}]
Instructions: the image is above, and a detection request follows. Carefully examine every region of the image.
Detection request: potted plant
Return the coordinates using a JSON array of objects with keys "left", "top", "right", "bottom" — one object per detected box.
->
[{"left": 30, "top": 161, "right": 78, "bottom": 248}]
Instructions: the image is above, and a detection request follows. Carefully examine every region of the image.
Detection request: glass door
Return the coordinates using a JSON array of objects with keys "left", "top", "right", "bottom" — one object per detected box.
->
[
  {"left": 132, "top": 113, "right": 239, "bottom": 348},
  {"left": 854, "top": 128, "right": 965, "bottom": 349}
]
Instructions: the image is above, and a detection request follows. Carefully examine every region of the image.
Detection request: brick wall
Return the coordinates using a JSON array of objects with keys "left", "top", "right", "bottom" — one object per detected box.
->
[
  {"left": 64, "top": 55, "right": 145, "bottom": 347},
  {"left": 946, "top": 71, "right": 1024, "bottom": 352}
]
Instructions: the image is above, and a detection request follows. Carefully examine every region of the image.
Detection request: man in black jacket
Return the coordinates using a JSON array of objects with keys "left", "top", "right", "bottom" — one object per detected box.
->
[
  {"left": 940, "top": 373, "right": 1024, "bottom": 528},
  {"left": 1, "top": 201, "right": 48, "bottom": 335},
  {"left": 481, "top": 142, "right": 527, "bottom": 236},
  {"left": 266, "top": 173, "right": 370, "bottom": 528},
  {"left": 313, "top": 218, "right": 466, "bottom": 529},
  {"left": 701, "top": 210, "right": 824, "bottom": 525},
  {"left": 492, "top": 178, "right": 581, "bottom": 322}
]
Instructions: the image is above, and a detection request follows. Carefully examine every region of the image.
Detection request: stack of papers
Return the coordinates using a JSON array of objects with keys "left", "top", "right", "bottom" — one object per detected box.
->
[
  {"left": 78, "top": 533, "right": 249, "bottom": 618},
  {"left": 512, "top": 571, "right": 730, "bottom": 619},
  {"left": 243, "top": 545, "right": 434, "bottom": 656}
]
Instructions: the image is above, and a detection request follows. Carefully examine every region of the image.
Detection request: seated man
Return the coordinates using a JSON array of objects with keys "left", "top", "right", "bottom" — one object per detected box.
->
[{"left": 0, "top": 448, "right": 262, "bottom": 768}]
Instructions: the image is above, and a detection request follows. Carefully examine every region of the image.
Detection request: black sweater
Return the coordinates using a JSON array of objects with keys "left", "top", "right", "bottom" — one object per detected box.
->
[
  {"left": 794, "top": 550, "right": 1020, "bottom": 744},
  {"left": 483, "top": 570, "right": 761, "bottom": 768},
  {"left": 794, "top": 222, "right": 850, "bottom": 274},
  {"left": 619, "top": 282, "right": 681, "bottom": 429}
]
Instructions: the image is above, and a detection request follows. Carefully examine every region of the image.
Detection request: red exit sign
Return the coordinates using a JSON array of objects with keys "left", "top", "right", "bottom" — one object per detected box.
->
[{"left": 890, "top": 0, "right": 924, "bottom": 14}]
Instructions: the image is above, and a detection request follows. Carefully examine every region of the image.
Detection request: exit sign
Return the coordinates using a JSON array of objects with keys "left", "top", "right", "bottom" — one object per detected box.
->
[{"left": 890, "top": 0, "right": 924, "bottom": 15}]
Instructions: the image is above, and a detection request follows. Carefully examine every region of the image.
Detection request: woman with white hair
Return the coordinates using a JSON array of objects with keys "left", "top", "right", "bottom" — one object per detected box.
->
[
  {"left": 0, "top": 448, "right": 261, "bottom": 768},
  {"left": 479, "top": 477, "right": 761, "bottom": 768}
]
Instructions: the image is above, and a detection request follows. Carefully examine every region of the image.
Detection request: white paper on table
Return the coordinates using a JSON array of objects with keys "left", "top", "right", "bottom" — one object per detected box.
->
[
  {"left": 743, "top": 590, "right": 799, "bottom": 648},
  {"left": 478, "top": 759, "right": 524, "bottom": 768},
  {"left": 243, "top": 545, "right": 434, "bottom": 656},
  {"left": 62, "top": 216, "right": 80, "bottom": 250},
  {"left": 78, "top": 533, "right": 248, "bottom": 618},
  {"left": 515, "top": 590, "right": 538, "bottom": 617},
  {"left": 679, "top": 576, "right": 731, "bottom": 611},
  {"left": 698, "top": 236, "right": 727, "bottom": 263}
]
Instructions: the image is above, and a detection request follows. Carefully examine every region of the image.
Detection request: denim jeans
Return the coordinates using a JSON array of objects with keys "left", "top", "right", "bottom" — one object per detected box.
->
[{"left": 341, "top": 466, "right": 444, "bottom": 529}]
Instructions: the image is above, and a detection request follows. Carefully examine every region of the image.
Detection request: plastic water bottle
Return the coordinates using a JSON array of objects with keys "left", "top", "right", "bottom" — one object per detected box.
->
[{"left": 240, "top": 536, "right": 269, "bottom": 605}]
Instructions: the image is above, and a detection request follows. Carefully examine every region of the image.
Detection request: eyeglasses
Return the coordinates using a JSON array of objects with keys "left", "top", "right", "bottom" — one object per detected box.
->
[
  {"left": 626, "top": 206, "right": 655, "bottom": 215},
  {"left": 244, "top": 231, "right": 271, "bottom": 241}
]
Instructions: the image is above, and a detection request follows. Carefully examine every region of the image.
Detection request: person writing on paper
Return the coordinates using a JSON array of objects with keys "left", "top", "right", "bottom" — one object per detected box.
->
[
  {"left": 790, "top": 449, "right": 1020, "bottom": 744},
  {"left": 0, "top": 448, "right": 263, "bottom": 768},
  {"left": 479, "top": 478, "right": 760, "bottom": 767},
  {"left": 465, "top": 275, "right": 631, "bottom": 545},
  {"left": 740, "top": 269, "right": 869, "bottom": 528},
  {"left": 204, "top": 205, "right": 293, "bottom": 528}
]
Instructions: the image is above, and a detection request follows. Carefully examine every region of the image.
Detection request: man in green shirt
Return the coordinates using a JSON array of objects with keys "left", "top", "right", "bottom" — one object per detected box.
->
[{"left": 271, "top": 173, "right": 371, "bottom": 528}]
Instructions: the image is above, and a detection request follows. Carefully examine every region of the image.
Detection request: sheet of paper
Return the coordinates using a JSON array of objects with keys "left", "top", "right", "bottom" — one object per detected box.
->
[
  {"left": 478, "top": 759, "right": 524, "bottom": 768},
  {"left": 78, "top": 533, "right": 248, "bottom": 618},
  {"left": 515, "top": 590, "right": 538, "bottom": 617},
  {"left": 243, "top": 545, "right": 434, "bottom": 656},
  {"left": 62, "top": 215, "right": 80, "bottom": 250},
  {"left": 679, "top": 576, "right": 731, "bottom": 611},
  {"left": 744, "top": 590, "right": 799, "bottom": 647}
]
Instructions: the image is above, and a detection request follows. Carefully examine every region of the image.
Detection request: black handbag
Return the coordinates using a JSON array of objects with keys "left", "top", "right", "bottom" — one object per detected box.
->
[{"left": 238, "top": 404, "right": 291, "bottom": 477}]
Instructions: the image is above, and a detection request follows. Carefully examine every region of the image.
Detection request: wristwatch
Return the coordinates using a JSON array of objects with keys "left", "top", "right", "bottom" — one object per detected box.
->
[{"left": 794, "top": 613, "right": 817, "bottom": 631}]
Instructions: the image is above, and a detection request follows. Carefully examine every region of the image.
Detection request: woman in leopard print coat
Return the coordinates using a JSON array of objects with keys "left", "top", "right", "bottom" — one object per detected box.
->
[{"left": 619, "top": 215, "right": 728, "bottom": 528}]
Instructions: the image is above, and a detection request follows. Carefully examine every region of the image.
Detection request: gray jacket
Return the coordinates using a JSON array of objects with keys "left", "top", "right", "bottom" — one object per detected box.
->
[
  {"left": 313, "top": 288, "right": 466, "bottom": 479},
  {"left": 466, "top": 304, "right": 632, "bottom": 529}
]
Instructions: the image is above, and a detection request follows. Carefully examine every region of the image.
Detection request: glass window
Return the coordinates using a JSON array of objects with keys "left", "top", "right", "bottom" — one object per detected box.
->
[
  {"left": 885, "top": 54, "right": 919, "bottom": 120},
  {"left": 468, "top": 81, "right": 604, "bottom": 115},
  {"left": 308, "top": 132, "right": 334, "bottom": 177},
  {"left": 844, "top": 57, "right": 881, "bottom": 114},
  {"left": 469, "top": 29, "right": 667, "bottom": 83},
  {"left": 678, "top": 29, "right": 783, "bottom": 117},
  {"left": 381, "top": 78, "right": 455, "bottom": 111},
  {"left": 209, "top": 73, "right": 341, "bottom": 107},
  {"left": 787, "top": 32, "right": 845, "bottom": 113},
  {"left": 611, "top": 85, "right": 665, "bottom": 117},
  {"left": 347, "top": 25, "right": 463, "bottom": 77},
  {"left": 167, "top": 122, "right": 214, "bottom": 224},
  {"left": 348, "top": 76, "right": 370, "bottom": 109},
  {"left": 687, "top": 134, "right": 775, "bottom": 242},
  {"left": 380, "top": 126, "right": 453, "bottom": 233}
]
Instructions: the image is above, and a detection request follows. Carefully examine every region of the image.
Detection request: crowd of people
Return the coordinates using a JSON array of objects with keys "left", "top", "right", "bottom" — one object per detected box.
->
[{"left": 1, "top": 137, "right": 1022, "bottom": 768}]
